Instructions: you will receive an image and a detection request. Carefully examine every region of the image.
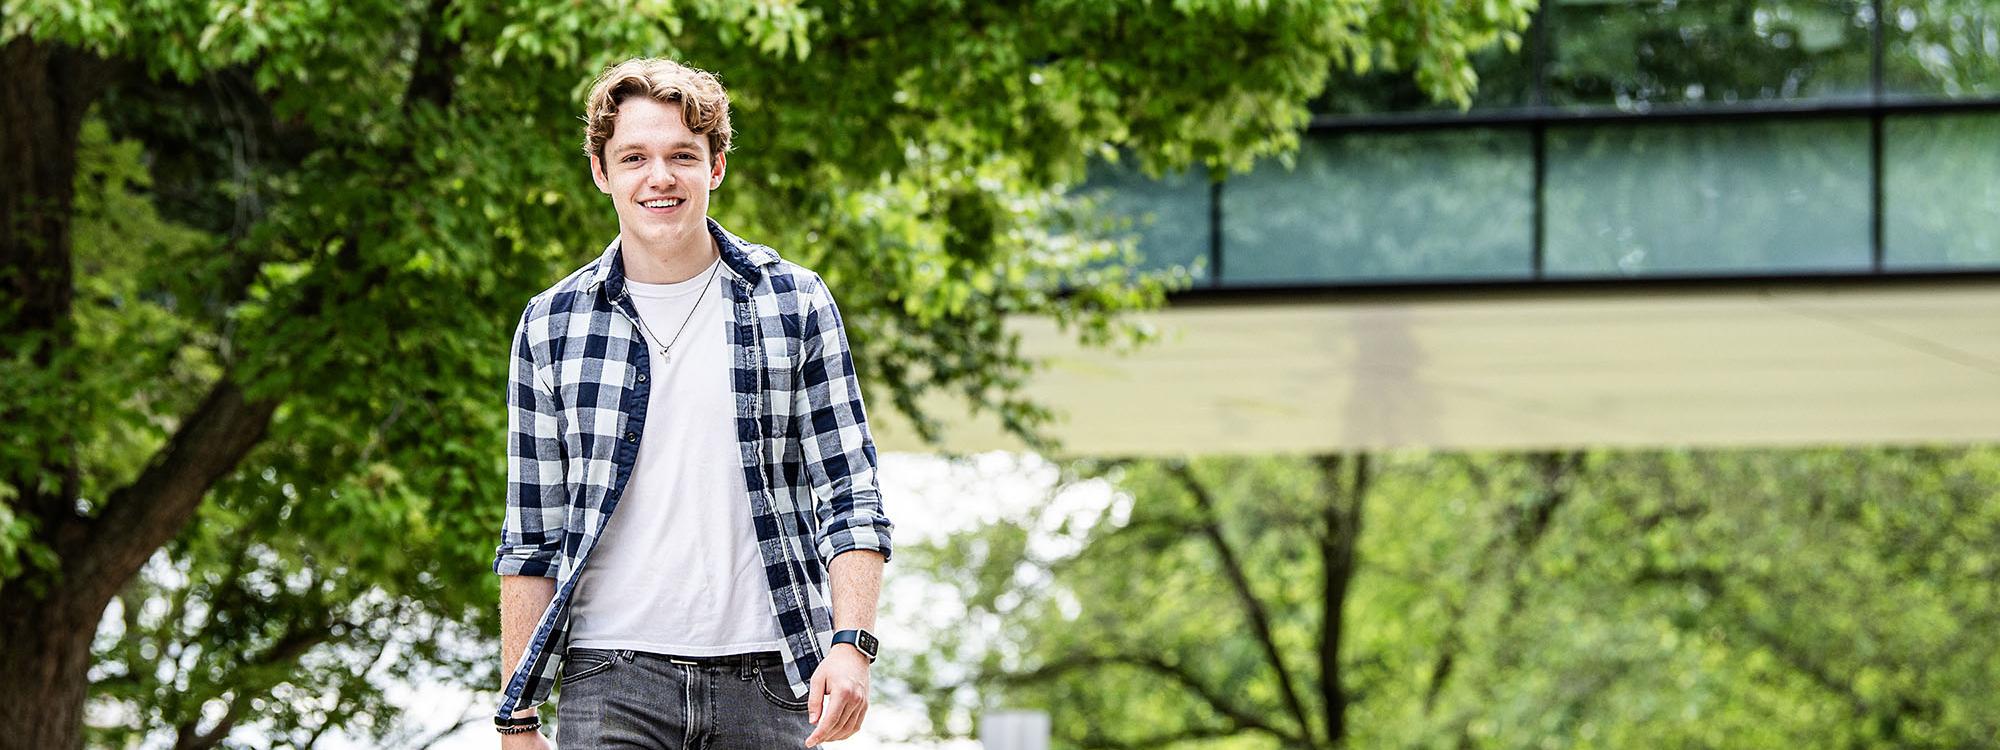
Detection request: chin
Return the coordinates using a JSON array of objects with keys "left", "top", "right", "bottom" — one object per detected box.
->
[{"left": 636, "top": 225, "right": 696, "bottom": 248}]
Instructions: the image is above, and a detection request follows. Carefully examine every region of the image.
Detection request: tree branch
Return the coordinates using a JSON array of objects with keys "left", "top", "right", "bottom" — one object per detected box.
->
[
  {"left": 993, "top": 652, "right": 1300, "bottom": 745},
  {"left": 402, "top": 0, "right": 462, "bottom": 111},
  {"left": 65, "top": 378, "right": 280, "bottom": 618},
  {"left": 1424, "top": 452, "right": 1579, "bottom": 715},
  {"left": 1633, "top": 558, "right": 1946, "bottom": 746},
  {"left": 409, "top": 705, "right": 484, "bottom": 750},
  {"left": 172, "top": 617, "right": 340, "bottom": 750},
  {"left": 1166, "top": 461, "right": 1320, "bottom": 748}
]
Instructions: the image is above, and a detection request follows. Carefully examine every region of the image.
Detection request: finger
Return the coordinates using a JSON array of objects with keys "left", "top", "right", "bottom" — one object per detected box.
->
[
  {"left": 807, "top": 692, "right": 842, "bottom": 746},
  {"left": 832, "top": 692, "right": 867, "bottom": 740},
  {"left": 807, "top": 670, "right": 827, "bottom": 724},
  {"left": 850, "top": 696, "right": 871, "bottom": 737},
  {"left": 827, "top": 680, "right": 866, "bottom": 739}
]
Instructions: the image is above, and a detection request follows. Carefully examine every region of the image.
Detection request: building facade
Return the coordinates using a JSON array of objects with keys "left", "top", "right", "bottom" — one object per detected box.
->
[{"left": 877, "top": 0, "right": 2000, "bottom": 455}]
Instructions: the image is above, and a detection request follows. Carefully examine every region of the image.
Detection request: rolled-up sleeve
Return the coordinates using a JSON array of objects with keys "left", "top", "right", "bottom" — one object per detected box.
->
[
  {"left": 494, "top": 304, "right": 566, "bottom": 578},
  {"left": 793, "top": 274, "right": 894, "bottom": 564}
]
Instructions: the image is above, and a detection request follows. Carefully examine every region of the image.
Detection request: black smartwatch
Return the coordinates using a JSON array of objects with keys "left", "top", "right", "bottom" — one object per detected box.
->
[{"left": 831, "top": 629, "right": 879, "bottom": 663}]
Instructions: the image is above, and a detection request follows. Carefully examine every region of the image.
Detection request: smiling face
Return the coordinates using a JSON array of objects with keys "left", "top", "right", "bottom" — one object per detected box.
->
[{"left": 588, "top": 96, "right": 726, "bottom": 260}]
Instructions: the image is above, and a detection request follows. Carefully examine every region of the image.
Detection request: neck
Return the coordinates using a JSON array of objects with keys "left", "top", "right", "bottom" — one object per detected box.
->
[{"left": 621, "top": 225, "right": 720, "bottom": 284}]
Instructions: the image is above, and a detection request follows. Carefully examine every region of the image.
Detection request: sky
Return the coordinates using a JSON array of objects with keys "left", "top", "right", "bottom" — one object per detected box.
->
[{"left": 310, "top": 451, "right": 1114, "bottom": 750}]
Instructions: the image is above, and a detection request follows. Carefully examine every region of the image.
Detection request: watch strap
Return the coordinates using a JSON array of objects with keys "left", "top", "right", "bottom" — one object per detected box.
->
[{"left": 831, "top": 628, "right": 879, "bottom": 662}]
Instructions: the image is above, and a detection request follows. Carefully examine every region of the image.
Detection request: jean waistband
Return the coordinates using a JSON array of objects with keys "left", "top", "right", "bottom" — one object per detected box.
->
[
  {"left": 566, "top": 646, "right": 785, "bottom": 667},
  {"left": 644, "top": 649, "right": 784, "bottom": 667}
]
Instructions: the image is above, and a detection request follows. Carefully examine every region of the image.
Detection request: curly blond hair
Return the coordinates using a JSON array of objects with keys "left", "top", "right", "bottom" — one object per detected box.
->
[{"left": 582, "top": 58, "right": 733, "bottom": 169}]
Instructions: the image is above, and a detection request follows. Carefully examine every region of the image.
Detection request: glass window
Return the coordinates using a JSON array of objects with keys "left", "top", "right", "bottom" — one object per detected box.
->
[
  {"left": 1078, "top": 163, "right": 1214, "bottom": 284},
  {"left": 1220, "top": 129, "right": 1535, "bottom": 285},
  {"left": 1883, "top": 0, "right": 2000, "bottom": 97},
  {"left": 1885, "top": 113, "right": 2000, "bottom": 268},
  {"left": 1547, "top": 0, "right": 1875, "bottom": 108},
  {"left": 1545, "top": 118, "right": 1873, "bottom": 276}
]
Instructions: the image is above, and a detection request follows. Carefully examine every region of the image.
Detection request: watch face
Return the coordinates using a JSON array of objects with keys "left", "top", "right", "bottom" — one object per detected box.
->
[{"left": 859, "top": 631, "right": 879, "bottom": 655}]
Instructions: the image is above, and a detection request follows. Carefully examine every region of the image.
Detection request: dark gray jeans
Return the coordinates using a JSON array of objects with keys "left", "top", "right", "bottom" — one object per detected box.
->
[{"left": 555, "top": 647, "right": 813, "bottom": 749}]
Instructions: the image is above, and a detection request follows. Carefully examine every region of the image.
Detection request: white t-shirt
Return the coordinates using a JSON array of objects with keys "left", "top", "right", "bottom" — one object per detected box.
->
[{"left": 568, "top": 257, "right": 786, "bottom": 656}]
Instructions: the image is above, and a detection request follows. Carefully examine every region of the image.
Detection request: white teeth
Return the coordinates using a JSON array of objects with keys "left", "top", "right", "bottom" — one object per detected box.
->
[{"left": 642, "top": 198, "right": 681, "bottom": 208}]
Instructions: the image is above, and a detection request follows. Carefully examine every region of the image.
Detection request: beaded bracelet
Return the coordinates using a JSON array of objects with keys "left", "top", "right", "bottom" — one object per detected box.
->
[{"left": 495, "top": 713, "right": 541, "bottom": 735}]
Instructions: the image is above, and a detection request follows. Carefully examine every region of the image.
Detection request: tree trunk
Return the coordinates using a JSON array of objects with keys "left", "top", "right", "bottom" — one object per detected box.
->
[
  {"left": 1315, "top": 453, "right": 1367, "bottom": 748},
  {"left": 0, "top": 35, "right": 110, "bottom": 750},
  {"left": 0, "top": 584, "right": 98, "bottom": 749},
  {"left": 1, "top": 37, "right": 94, "bottom": 338},
  {"left": 0, "top": 376, "right": 278, "bottom": 750},
  {"left": 0, "top": 12, "right": 457, "bottom": 745},
  {"left": 2, "top": 39, "right": 283, "bottom": 749},
  {"left": 2, "top": 36, "right": 103, "bottom": 557}
]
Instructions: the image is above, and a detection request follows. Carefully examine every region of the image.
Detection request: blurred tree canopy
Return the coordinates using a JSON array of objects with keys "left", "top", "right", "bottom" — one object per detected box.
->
[
  {"left": 901, "top": 449, "right": 2000, "bottom": 749},
  {"left": 1314, "top": 0, "right": 2000, "bottom": 113},
  {"left": 0, "top": 0, "right": 1535, "bottom": 747}
]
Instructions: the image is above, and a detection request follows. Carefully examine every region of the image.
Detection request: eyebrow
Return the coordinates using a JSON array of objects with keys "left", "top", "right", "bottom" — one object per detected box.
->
[{"left": 613, "top": 140, "right": 703, "bottom": 155}]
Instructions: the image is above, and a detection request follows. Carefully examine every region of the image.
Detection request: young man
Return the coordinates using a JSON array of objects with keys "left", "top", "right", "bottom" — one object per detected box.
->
[{"left": 491, "top": 58, "right": 893, "bottom": 749}]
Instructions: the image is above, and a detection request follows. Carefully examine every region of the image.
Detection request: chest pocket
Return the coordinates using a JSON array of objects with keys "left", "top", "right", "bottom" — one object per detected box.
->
[{"left": 763, "top": 341, "right": 801, "bottom": 438}]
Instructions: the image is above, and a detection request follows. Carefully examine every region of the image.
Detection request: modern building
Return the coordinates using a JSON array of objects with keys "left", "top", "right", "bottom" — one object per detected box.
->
[{"left": 878, "top": 0, "right": 2000, "bottom": 455}]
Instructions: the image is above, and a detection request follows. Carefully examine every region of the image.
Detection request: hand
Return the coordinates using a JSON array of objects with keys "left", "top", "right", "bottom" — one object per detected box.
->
[
  {"left": 803, "top": 644, "right": 872, "bottom": 747},
  {"left": 499, "top": 727, "right": 551, "bottom": 750}
]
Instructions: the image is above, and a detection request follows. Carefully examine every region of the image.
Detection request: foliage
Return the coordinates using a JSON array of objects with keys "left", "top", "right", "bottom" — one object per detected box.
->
[
  {"left": 900, "top": 448, "right": 2000, "bottom": 749},
  {"left": 3, "top": 0, "right": 1536, "bottom": 745}
]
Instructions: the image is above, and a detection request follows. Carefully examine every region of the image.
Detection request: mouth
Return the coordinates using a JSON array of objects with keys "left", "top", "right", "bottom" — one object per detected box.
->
[{"left": 638, "top": 197, "right": 685, "bottom": 214}]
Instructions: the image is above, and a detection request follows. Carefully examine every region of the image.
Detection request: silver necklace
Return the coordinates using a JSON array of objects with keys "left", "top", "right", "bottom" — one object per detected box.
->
[{"left": 628, "top": 257, "right": 722, "bottom": 364}]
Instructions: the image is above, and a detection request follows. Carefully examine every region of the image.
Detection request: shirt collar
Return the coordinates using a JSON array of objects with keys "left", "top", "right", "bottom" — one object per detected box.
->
[{"left": 586, "top": 217, "right": 778, "bottom": 300}]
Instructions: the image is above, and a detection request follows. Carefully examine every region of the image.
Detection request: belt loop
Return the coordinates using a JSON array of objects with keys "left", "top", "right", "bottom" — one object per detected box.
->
[{"left": 619, "top": 649, "right": 635, "bottom": 662}]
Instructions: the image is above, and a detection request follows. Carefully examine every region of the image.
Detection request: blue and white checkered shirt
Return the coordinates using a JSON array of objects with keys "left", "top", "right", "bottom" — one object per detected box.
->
[{"left": 493, "top": 218, "right": 893, "bottom": 724}]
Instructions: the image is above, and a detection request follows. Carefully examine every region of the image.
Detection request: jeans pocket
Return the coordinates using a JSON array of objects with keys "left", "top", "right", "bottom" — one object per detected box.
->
[
  {"left": 752, "top": 662, "right": 809, "bottom": 712},
  {"left": 561, "top": 647, "right": 618, "bottom": 688}
]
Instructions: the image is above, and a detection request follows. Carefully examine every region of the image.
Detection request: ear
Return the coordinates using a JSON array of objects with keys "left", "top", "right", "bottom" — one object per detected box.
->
[
  {"left": 588, "top": 153, "right": 611, "bottom": 194},
  {"left": 709, "top": 151, "right": 727, "bottom": 191}
]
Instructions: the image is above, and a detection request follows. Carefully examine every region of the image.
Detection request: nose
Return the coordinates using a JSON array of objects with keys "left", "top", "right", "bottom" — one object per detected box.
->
[{"left": 647, "top": 158, "right": 675, "bottom": 190}]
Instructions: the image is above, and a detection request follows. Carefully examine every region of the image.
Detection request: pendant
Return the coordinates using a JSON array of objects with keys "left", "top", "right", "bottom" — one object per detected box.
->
[{"left": 661, "top": 346, "right": 672, "bottom": 363}]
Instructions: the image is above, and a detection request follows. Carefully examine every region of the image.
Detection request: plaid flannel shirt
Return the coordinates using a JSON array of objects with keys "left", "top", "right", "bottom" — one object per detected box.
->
[{"left": 493, "top": 218, "right": 893, "bottom": 726}]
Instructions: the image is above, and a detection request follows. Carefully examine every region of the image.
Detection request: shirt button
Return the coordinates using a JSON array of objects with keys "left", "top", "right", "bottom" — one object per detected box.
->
[
  {"left": 625, "top": 431, "right": 637, "bottom": 442},
  {"left": 637, "top": 373, "right": 647, "bottom": 383}
]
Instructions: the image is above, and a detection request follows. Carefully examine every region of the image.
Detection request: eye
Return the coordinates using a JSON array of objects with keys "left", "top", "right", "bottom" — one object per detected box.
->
[
  {"left": 675, "top": 153, "right": 698, "bottom": 162},
  {"left": 622, "top": 155, "right": 642, "bottom": 163}
]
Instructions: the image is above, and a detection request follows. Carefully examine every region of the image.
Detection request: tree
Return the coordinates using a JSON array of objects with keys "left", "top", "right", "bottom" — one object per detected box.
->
[
  {"left": 899, "top": 448, "right": 2000, "bottom": 749},
  {"left": 0, "top": 1, "right": 1537, "bottom": 746}
]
